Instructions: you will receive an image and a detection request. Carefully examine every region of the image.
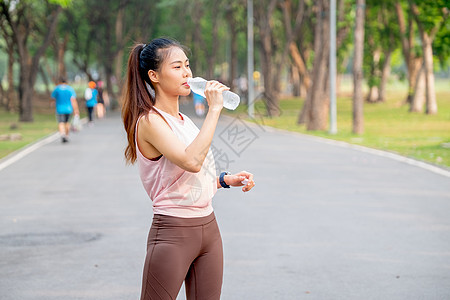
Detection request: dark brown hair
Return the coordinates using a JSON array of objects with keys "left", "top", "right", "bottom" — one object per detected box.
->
[{"left": 121, "top": 38, "right": 187, "bottom": 164}]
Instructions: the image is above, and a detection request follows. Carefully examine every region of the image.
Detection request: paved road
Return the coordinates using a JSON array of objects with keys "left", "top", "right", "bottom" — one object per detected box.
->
[{"left": 1, "top": 104, "right": 449, "bottom": 300}]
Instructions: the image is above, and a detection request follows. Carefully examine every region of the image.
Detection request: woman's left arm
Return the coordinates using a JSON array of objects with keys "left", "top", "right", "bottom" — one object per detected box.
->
[{"left": 216, "top": 171, "right": 255, "bottom": 192}]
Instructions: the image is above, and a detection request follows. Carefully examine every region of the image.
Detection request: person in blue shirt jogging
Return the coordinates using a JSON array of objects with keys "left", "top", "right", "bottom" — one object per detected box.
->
[{"left": 51, "top": 77, "right": 79, "bottom": 143}]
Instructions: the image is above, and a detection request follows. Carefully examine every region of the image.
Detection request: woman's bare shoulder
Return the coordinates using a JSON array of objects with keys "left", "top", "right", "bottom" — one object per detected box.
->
[
  {"left": 139, "top": 111, "right": 167, "bottom": 129},
  {"left": 138, "top": 111, "right": 172, "bottom": 142}
]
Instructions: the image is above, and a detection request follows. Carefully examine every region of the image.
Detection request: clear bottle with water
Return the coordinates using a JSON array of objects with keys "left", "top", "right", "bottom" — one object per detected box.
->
[{"left": 187, "top": 77, "right": 240, "bottom": 110}]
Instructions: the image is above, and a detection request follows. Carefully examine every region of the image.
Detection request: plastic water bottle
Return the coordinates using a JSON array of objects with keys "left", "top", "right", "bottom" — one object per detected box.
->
[{"left": 187, "top": 77, "right": 240, "bottom": 110}]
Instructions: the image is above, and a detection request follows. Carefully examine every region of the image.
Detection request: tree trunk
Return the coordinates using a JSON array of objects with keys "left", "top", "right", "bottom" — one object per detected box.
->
[
  {"left": 352, "top": 0, "right": 365, "bottom": 134},
  {"left": 289, "top": 42, "right": 311, "bottom": 93},
  {"left": 0, "top": 79, "right": 4, "bottom": 108},
  {"left": 336, "top": 56, "right": 349, "bottom": 95},
  {"left": 366, "top": 48, "right": 380, "bottom": 103},
  {"left": 410, "top": 64, "right": 426, "bottom": 112},
  {"left": 102, "top": 9, "right": 117, "bottom": 109},
  {"left": 259, "top": 42, "right": 279, "bottom": 117},
  {"left": 208, "top": 1, "right": 220, "bottom": 81},
  {"left": 226, "top": 7, "right": 237, "bottom": 90},
  {"left": 298, "top": 0, "right": 329, "bottom": 130},
  {"left": 255, "top": 0, "right": 280, "bottom": 117},
  {"left": 0, "top": 82, "right": 5, "bottom": 109},
  {"left": 39, "top": 65, "right": 51, "bottom": 97},
  {"left": 192, "top": 1, "right": 204, "bottom": 75},
  {"left": 291, "top": 65, "right": 301, "bottom": 97},
  {"left": 1, "top": 4, "right": 16, "bottom": 112},
  {"left": 281, "top": 0, "right": 308, "bottom": 100},
  {"left": 378, "top": 49, "right": 392, "bottom": 102},
  {"left": 395, "top": 1, "right": 417, "bottom": 106},
  {"left": 105, "top": 46, "right": 116, "bottom": 109},
  {"left": 410, "top": 2, "right": 441, "bottom": 115},
  {"left": 18, "top": 57, "right": 35, "bottom": 122},
  {"left": 297, "top": 90, "right": 311, "bottom": 125},
  {"left": 406, "top": 57, "right": 422, "bottom": 106},
  {"left": 281, "top": 0, "right": 306, "bottom": 74},
  {"left": 114, "top": 4, "right": 125, "bottom": 94},
  {"left": 19, "top": 88, "right": 34, "bottom": 122},
  {"left": 57, "top": 33, "right": 69, "bottom": 81},
  {"left": 6, "top": 45, "right": 15, "bottom": 111},
  {"left": 421, "top": 32, "right": 437, "bottom": 114},
  {"left": 366, "top": 86, "right": 379, "bottom": 103},
  {"left": 229, "top": 33, "right": 237, "bottom": 90}
]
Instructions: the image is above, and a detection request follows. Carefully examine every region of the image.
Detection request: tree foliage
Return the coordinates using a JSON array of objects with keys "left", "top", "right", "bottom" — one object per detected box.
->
[{"left": 0, "top": 0, "right": 448, "bottom": 124}]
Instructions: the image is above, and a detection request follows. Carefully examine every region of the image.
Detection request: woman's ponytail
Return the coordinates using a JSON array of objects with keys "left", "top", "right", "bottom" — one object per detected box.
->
[{"left": 121, "top": 44, "right": 154, "bottom": 164}]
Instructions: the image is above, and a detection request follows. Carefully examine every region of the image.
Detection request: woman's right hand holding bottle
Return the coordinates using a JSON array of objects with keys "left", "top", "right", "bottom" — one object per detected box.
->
[{"left": 204, "top": 81, "right": 229, "bottom": 112}]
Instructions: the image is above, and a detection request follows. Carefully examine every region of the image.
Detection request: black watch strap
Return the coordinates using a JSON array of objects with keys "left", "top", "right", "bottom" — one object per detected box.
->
[{"left": 219, "top": 172, "right": 231, "bottom": 188}]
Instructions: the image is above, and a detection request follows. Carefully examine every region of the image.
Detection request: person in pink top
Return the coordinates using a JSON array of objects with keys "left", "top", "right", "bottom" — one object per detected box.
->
[{"left": 121, "top": 37, "right": 255, "bottom": 300}]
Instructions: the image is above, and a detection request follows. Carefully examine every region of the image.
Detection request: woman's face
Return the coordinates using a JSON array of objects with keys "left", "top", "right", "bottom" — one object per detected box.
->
[{"left": 153, "top": 47, "right": 192, "bottom": 98}]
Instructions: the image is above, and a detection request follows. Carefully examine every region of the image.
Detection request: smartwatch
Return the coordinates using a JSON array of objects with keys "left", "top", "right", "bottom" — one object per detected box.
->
[{"left": 219, "top": 171, "right": 231, "bottom": 188}]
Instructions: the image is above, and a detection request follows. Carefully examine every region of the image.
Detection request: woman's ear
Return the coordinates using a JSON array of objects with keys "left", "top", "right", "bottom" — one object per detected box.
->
[{"left": 148, "top": 70, "right": 159, "bottom": 84}]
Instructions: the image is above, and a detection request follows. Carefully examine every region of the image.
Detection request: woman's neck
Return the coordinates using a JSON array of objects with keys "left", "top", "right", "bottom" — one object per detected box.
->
[{"left": 154, "top": 95, "right": 180, "bottom": 119}]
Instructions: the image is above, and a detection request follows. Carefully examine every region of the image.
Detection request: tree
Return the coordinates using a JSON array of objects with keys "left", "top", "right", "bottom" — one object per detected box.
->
[
  {"left": 353, "top": 0, "right": 366, "bottom": 134},
  {"left": 42, "top": 10, "right": 71, "bottom": 85},
  {"left": 364, "top": 0, "right": 398, "bottom": 103},
  {"left": 0, "top": 14, "right": 15, "bottom": 111},
  {"left": 225, "top": 0, "right": 246, "bottom": 90},
  {"left": 0, "top": 0, "right": 64, "bottom": 122},
  {"left": 90, "top": 0, "right": 124, "bottom": 103},
  {"left": 281, "top": 0, "right": 309, "bottom": 96},
  {"left": 64, "top": 0, "right": 151, "bottom": 104},
  {"left": 335, "top": 0, "right": 354, "bottom": 92},
  {"left": 64, "top": 1, "right": 95, "bottom": 82},
  {"left": 395, "top": 1, "right": 426, "bottom": 112},
  {"left": 409, "top": 0, "right": 448, "bottom": 114},
  {"left": 297, "top": 0, "right": 330, "bottom": 130},
  {"left": 112, "top": 0, "right": 159, "bottom": 96},
  {"left": 296, "top": 0, "right": 353, "bottom": 127},
  {"left": 254, "top": 0, "right": 284, "bottom": 117}
]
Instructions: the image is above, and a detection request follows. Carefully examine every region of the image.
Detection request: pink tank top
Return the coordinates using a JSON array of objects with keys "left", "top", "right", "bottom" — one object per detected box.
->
[{"left": 135, "top": 107, "right": 217, "bottom": 218}]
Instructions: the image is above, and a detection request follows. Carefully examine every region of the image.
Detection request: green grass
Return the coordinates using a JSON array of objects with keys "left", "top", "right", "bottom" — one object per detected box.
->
[
  {"left": 0, "top": 111, "right": 57, "bottom": 159},
  {"left": 228, "top": 87, "right": 450, "bottom": 168}
]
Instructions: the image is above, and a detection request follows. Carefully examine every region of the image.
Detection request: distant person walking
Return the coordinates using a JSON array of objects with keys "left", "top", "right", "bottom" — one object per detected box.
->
[
  {"left": 51, "top": 77, "right": 79, "bottom": 143},
  {"left": 96, "top": 80, "right": 106, "bottom": 119},
  {"left": 193, "top": 91, "right": 206, "bottom": 117},
  {"left": 237, "top": 74, "right": 248, "bottom": 104},
  {"left": 121, "top": 38, "right": 255, "bottom": 300},
  {"left": 84, "top": 81, "right": 98, "bottom": 125}
]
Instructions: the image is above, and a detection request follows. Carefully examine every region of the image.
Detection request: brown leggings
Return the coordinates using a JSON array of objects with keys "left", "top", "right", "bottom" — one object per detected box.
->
[{"left": 140, "top": 212, "right": 223, "bottom": 300}]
